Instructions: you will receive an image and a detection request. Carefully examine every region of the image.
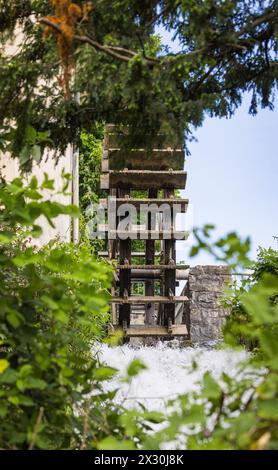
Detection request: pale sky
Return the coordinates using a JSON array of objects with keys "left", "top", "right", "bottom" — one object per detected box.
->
[
  {"left": 158, "top": 27, "right": 278, "bottom": 265},
  {"left": 177, "top": 96, "right": 278, "bottom": 266}
]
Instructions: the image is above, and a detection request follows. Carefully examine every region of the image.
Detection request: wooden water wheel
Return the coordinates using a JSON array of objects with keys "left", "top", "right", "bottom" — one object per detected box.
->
[{"left": 100, "top": 125, "right": 189, "bottom": 339}]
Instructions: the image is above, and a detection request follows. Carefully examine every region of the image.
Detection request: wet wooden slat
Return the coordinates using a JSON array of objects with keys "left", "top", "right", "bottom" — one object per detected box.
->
[
  {"left": 98, "top": 251, "right": 161, "bottom": 258},
  {"left": 107, "top": 229, "right": 190, "bottom": 240},
  {"left": 101, "top": 170, "right": 187, "bottom": 190},
  {"left": 104, "top": 149, "right": 185, "bottom": 171},
  {"left": 99, "top": 198, "right": 189, "bottom": 212},
  {"left": 116, "top": 264, "right": 189, "bottom": 270},
  {"left": 112, "top": 324, "right": 188, "bottom": 337},
  {"left": 111, "top": 296, "right": 189, "bottom": 304}
]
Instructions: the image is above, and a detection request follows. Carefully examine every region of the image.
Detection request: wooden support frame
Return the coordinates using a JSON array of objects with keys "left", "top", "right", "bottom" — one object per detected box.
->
[
  {"left": 111, "top": 296, "right": 189, "bottom": 304},
  {"left": 101, "top": 126, "right": 189, "bottom": 338},
  {"left": 162, "top": 188, "right": 177, "bottom": 326},
  {"left": 112, "top": 324, "right": 188, "bottom": 338},
  {"left": 101, "top": 170, "right": 187, "bottom": 190},
  {"left": 145, "top": 189, "right": 157, "bottom": 325},
  {"left": 99, "top": 198, "right": 189, "bottom": 212},
  {"left": 105, "top": 149, "right": 185, "bottom": 171},
  {"left": 116, "top": 264, "right": 189, "bottom": 270},
  {"left": 106, "top": 229, "right": 190, "bottom": 240},
  {"left": 99, "top": 251, "right": 162, "bottom": 258},
  {"left": 118, "top": 188, "right": 131, "bottom": 327}
]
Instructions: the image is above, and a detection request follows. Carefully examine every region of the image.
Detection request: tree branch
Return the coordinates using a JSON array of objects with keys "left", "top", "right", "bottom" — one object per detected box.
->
[
  {"left": 39, "top": 18, "right": 159, "bottom": 65},
  {"left": 235, "top": 8, "right": 278, "bottom": 38},
  {"left": 28, "top": 407, "right": 44, "bottom": 450},
  {"left": 164, "top": 8, "right": 278, "bottom": 62},
  {"left": 39, "top": 7, "right": 277, "bottom": 68}
]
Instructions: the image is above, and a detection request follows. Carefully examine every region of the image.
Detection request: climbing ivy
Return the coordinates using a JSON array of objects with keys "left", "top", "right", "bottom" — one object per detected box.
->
[{"left": 79, "top": 125, "right": 105, "bottom": 214}]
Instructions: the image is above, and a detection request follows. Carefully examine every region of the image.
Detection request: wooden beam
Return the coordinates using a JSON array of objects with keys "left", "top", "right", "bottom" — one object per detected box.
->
[
  {"left": 99, "top": 251, "right": 161, "bottom": 258},
  {"left": 100, "top": 173, "right": 109, "bottom": 189},
  {"left": 104, "top": 125, "right": 183, "bottom": 147},
  {"left": 104, "top": 134, "right": 183, "bottom": 150},
  {"left": 117, "top": 264, "right": 189, "bottom": 270},
  {"left": 111, "top": 296, "right": 189, "bottom": 304},
  {"left": 145, "top": 188, "right": 157, "bottom": 325},
  {"left": 107, "top": 229, "right": 190, "bottom": 240},
  {"left": 130, "top": 270, "right": 162, "bottom": 280},
  {"left": 101, "top": 158, "right": 109, "bottom": 172},
  {"left": 163, "top": 188, "right": 176, "bottom": 326},
  {"left": 129, "top": 269, "right": 189, "bottom": 280},
  {"left": 112, "top": 324, "right": 188, "bottom": 337},
  {"left": 105, "top": 149, "right": 185, "bottom": 171},
  {"left": 99, "top": 198, "right": 189, "bottom": 212},
  {"left": 118, "top": 188, "right": 131, "bottom": 327},
  {"left": 103, "top": 170, "right": 187, "bottom": 190}
]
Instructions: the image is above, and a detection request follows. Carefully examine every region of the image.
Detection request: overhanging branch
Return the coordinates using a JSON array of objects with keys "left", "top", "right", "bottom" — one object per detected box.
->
[
  {"left": 39, "top": 18, "right": 159, "bottom": 65},
  {"left": 39, "top": 7, "right": 277, "bottom": 68}
]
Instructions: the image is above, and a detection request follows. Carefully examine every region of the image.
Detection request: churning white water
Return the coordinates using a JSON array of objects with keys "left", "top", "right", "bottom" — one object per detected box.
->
[{"left": 97, "top": 343, "right": 247, "bottom": 412}]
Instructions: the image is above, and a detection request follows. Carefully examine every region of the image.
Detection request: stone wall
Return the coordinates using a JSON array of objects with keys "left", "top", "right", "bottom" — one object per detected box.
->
[{"left": 182, "top": 265, "right": 231, "bottom": 345}]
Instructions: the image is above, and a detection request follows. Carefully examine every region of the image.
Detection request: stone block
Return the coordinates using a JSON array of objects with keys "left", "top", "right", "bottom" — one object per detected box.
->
[{"left": 182, "top": 265, "right": 231, "bottom": 344}]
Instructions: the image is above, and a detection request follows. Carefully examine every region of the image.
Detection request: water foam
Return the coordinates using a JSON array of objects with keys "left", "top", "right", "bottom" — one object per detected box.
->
[{"left": 97, "top": 343, "right": 247, "bottom": 411}]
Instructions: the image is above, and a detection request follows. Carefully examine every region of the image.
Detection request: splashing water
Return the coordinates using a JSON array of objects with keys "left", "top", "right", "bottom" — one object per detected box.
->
[{"left": 97, "top": 343, "right": 247, "bottom": 412}]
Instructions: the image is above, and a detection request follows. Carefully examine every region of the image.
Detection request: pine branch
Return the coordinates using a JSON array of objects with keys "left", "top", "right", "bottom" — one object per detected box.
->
[
  {"left": 39, "top": 18, "right": 159, "bottom": 65},
  {"left": 40, "top": 6, "right": 277, "bottom": 68}
]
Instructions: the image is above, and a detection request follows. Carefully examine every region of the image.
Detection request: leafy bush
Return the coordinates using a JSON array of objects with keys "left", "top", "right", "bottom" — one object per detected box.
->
[
  {"left": 95, "top": 231, "right": 278, "bottom": 451},
  {"left": 0, "top": 175, "right": 120, "bottom": 449},
  {"left": 139, "top": 273, "right": 278, "bottom": 450},
  {"left": 78, "top": 126, "right": 108, "bottom": 255},
  {"left": 79, "top": 126, "right": 105, "bottom": 214},
  {"left": 223, "top": 245, "right": 278, "bottom": 350},
  {"left": 1, "top": 173, "right": 277, "bottom": 450}
]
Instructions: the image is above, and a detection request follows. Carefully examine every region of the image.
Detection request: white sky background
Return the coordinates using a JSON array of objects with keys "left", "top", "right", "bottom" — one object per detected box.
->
[
  {"left": 158, "top": 28, "right": 278, "bottom": 265},
  {"left": 177, "top": 97, "right": 278, "bottom": 266}
]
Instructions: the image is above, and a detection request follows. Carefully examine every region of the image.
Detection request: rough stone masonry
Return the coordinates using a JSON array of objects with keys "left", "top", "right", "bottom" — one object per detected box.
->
[{"left": 182, "top": 265, "right": 231, "bottom": 345}]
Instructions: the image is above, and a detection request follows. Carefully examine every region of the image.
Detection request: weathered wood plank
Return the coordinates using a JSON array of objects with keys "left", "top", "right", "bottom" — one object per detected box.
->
[
  {"left": 106, "top": 170, "right": 187, "bottom": 189},
  {"left": 111, "top": 296, "right": 189, "bottom": 304},
  {"left": 104, "top": 134, "right": 183, "bottom": 149},
  {"left": 145, "top": 188, "right": 157, "bottom": 325},
  {"left": 104, "top": 125, "right": 183, "bottom": 148},
  {"left": 105, "top": 149, "right": 185, "bottom": 171},
  {"left": 106, "top": 228, "right": 190, "bottom": 240},
  {"left": 100, "top": 173, "right": 109, "bottom": 189},
  {"left": 101, "top": 158, "right": 109, "bottom": 172},
  {"left": 115, "top": 270, "right": 188, "bottom": 281},
  {"left": 112, "top": 324, "right": 188, "bottom": 337},
  {"left": 117, "top": 264, "right": 189, "bottom": 270},
  {"left": 163, "top": 188, "right": 176, "bottom": 325},
  {"left": 99, "top": 198, "right": 189, "bottom": 212},
  {"left": 118, "top": 188, "right": 131, "bottom": 327},
  {"left": 99, "top": 251, "right": 161, "bottom": 258}
]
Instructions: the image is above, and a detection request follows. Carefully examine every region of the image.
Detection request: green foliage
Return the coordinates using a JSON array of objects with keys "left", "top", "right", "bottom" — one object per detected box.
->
[
  {"left": 1, "top": 175, "right": 277, "bottom": 450},
  {"left": 0, "top": 1, "right": 277, "bottom": 167},
  {"left": 95, "top": 228, "right": 278, "bottom": 451},
  {"left": 79, "top": 125, "right": 105, "bottom": 214},
  {"left": 0, "top": 175, "right": 122, "bottom": 449},
  {"left": 224, "top": 244, "right": 278, "bottom": 350},
  {"left": 0, "top": 124, "right": 52, "bottom": 172},
  {"left": 158, "top": 272, "right": 278, "bottom": 450},
  {"left": 0, "top": 174, "right": 165, "bottom": 450},
  {"left": 190, "top": 225, "right": 251, "bottom": 268},
  {"left": 143, "top": 234, "right": 278, "bottom": 450},
  {"left": 78, "top": 125, "right": 108, "bottom": 255},
  {"left": 252, "top": 245, "right": 278, "bottom": 281}
]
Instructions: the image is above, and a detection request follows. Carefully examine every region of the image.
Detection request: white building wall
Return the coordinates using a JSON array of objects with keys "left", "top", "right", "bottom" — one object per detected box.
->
[
  {"left": 0, "top": 148, "right": 74, "bottom": 246},
  {"left": 1, "top": 26, "right": 77, "bottom": 246}
]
